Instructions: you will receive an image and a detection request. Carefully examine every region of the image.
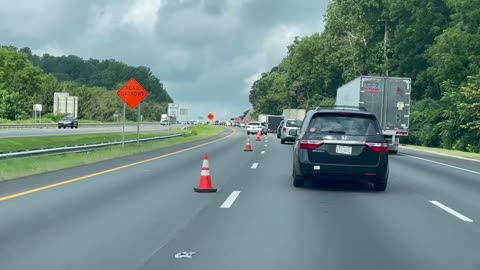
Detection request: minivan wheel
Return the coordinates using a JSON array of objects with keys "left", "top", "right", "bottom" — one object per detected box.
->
[
  {"left": 373, "top": 182, "right": 387, "bottom": 191},
  {"left": 293, "top": 170, "right": 305, "bottom": 188},
  {"left": 281, "top": 139, "right": 286, "bottom": 144}
]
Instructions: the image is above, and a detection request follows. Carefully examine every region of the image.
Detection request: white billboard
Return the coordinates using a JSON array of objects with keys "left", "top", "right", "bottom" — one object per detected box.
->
[
  {"left": 168, "top": 103, "right": 179, "bottom": 117},
  {"left": 54, "top": 92, "right": 78, "bottom": 118}
]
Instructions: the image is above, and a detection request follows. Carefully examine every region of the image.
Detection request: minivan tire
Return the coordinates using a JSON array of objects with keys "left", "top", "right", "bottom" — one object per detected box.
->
[
  {"left": 293, "top": 170, "right": 305, "bottom": 188},
  {"left": 281, "top": 139, "right": 286, "bottom": 144},
  {"left": 373, "top": 182, "right": 387, "bottom": 191}
]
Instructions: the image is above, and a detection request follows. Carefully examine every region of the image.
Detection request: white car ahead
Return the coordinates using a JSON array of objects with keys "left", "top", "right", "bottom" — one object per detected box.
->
[{"left": 246, "top": 122, "right": 262, "bottom": 135}]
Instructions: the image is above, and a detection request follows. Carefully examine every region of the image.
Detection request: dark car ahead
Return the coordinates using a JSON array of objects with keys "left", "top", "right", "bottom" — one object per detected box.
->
[
  {"left": 291, "top": 106, "right": 389, "bottom": 191},
  {"left": 58, "top": 117, "right": 78, "bottom": 129}
]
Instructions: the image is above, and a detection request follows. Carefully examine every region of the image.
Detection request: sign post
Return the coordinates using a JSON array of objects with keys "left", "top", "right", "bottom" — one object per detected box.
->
[
  {"left": 33, "top": 104, "right": 42, "bottom": 128},
  {"left": 137, "top": 103, "right": 141, "bottom": 143},
  {"left": 116, "top": 78, "right": 149, "bottom": 146},
  {"left": 122, "top": 104, "right": 126, "bottom": 146}
]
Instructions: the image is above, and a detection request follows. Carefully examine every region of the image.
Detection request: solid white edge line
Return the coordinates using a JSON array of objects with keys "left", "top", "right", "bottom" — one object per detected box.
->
[
  {"left": 251, "top": 162, "right": 259, "bottom": 169},
  {"left": 405, "top": 155, "right": 480, "bottom": 176},
  {"left": 261, "top": 151, "right": 265, "bottom": 154},
  {"left": 401, "top": 146, "right": 480, "bottom": 163},
  {"left": 429, "top": 200, "right": 473, "bottom": 223},
  {"left": 220, "top": 191, "right": 241, "bottom": 208}
]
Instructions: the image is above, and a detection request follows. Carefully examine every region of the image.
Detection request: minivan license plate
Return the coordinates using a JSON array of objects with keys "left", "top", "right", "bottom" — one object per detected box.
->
[{"left": 336, "top": 145, "right": 352, "bottom": 155}]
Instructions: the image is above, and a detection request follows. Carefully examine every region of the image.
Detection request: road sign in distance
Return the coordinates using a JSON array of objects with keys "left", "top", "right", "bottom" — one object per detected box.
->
[
  {"left": 117, "top": 78, "right": 149, "bottom": 109},
  {"left": 208, "top": 113, "right": 214, "bottom": 121}
]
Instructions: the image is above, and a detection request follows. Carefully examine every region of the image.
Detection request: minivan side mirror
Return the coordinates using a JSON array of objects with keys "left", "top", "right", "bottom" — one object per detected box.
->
[{"left": 289, "top": 129, "right": 298, "bottom": 137}]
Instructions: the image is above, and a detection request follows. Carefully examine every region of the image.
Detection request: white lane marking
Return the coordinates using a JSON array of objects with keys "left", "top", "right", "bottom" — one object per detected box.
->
[
  {"left": 175, "top": 252, "right": 196, "bottom": 258},
  {"left": 405, "top": 155, "right": 480, "bottom": 176},
  {"left": 251, "top": 162, "right": 259, "bottom": 169},
  {"left": 220, "top": 191, "right": 241, "bottom": 209},
  {"left": 264, "top": 144, "right": 268, "bottom": 147},
  {"left": 401, "top": 146, "right": 480, "bottom": 163},
  {"left": 261, "top": 151, "right": 265, "bottom": 154},
  {"left": 429, "top": 201, "right": 473, "bottom": 223}
]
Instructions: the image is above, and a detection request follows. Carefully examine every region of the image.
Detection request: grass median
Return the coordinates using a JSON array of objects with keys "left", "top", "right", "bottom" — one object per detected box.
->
[
  {"left": 0, "top": 125, "right": 224, "bottom": 181},
  {"left": 0, "top": 131, "right": 182, "bottom": 153},
  {"left": 403, "top": 145, "right": 480, "bottom": 160}
]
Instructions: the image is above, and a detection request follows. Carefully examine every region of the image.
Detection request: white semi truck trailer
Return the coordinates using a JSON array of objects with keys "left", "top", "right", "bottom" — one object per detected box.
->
[{"left": 335, "top": 76, "right": 412, "bottom": 153}]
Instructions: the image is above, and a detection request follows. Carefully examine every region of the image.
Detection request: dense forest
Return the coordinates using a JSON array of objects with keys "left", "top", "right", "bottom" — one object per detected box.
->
[
  {"left": 0, "top": 46, "right": 172, "bottom": 122},
  {"left": 249, "top": 0, "right": 480, "bottom": 152}
]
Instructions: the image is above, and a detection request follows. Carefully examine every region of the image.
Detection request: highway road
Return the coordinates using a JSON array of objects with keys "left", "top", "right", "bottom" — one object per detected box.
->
[
  {"left": 0, "top": 124, "right": 180, "bottom": 138},
  {"left": 0, "top": 127, "right": 479, "bottom": 270}
]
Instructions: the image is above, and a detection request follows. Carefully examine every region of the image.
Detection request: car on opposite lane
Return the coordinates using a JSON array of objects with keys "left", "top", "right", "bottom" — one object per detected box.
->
[
  {"left": 280, "top": 119, "right": 303, "bottom": 144},
  {"left": 58, "top": 116, "right": 78, "bottom": 129},
  {"left": 290, "top": 106, "right": 389, "bottom": 191}
]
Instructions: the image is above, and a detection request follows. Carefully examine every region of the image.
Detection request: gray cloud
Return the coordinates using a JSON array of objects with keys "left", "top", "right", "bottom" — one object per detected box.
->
[{"left": 0, "top": 0, "right": 329, "bottom": 120}]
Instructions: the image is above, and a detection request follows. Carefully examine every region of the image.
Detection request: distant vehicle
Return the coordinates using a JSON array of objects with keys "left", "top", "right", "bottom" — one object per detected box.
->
[
  {"left": 267, "top": 115, "right": 283, "bottom": 133},
  {"left": 160, "top": 119, "right": 168, "bottom": 125},
  {"left": 58, "top": 117, "right": 78, "bottom": 129},
  {"left": 258, "top": 114, "right": 268, "bottom": 124},
  {"left": 336, "top": 76, "right": 411, "bottom": 153},
  {"left": 280, "top": 119, "right": 303, "bottom": 144},
  {"left": 282, "top": 109, "right": 306, "bottom": 121},
  {"left": 240, "top": 122, "right": 246, "bottom": 128},
  {"left": 290, "top": 106, "right": 389, "bottom": 191},
  {"left": 276, "top": 120, "right": 284, "bottom": 138},
  {"left": 261, "top": 123, "right": 268, "bottom": 135},
  {"left": 246, "top": 122, "right": 263, "bottom": 135}
]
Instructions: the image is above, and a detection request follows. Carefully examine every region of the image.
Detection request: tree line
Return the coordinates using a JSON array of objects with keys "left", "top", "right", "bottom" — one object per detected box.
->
[
  {"left": 0, "top": 46, "right": 173, "bottom": 122},
  {"left": 249, "top": 0, "right": 479, "bottom": 152}
]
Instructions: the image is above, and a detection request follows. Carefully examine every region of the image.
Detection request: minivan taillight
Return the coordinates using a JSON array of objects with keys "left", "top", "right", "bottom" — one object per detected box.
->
[
  {"left": 366, "top": 142, "right": 388, "bottom": 153},
  {"left": 283, "top": 127, "right": 286, "bottom": 133},
  {"left": 300, "top": 140, "right": 324, "bottom": 150}
]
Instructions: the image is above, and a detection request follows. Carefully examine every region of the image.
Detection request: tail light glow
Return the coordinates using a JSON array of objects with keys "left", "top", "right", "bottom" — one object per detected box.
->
[
  {"left": 283, "top": 127, "right": 286, "bottom": 133},
  {"left": 366, "top": 142, "right": 388, "bottom": 153},
  {"left": 300, "top": 140, "right": 324, "bottom": 150}
]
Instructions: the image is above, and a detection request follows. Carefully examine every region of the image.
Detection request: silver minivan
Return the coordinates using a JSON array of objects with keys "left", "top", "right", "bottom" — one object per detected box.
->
[{"left": 280, "top": 119, "right": 303, "bottom": 144}]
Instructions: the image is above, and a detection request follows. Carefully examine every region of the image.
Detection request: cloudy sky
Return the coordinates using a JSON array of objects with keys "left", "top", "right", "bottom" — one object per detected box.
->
[{"left": 0, "top": 0, "right": 329, "bottom": 120}]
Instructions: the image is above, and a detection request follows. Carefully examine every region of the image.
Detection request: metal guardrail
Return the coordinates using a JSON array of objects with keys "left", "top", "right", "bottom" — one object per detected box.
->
[
  {"left": 0, "top": 133, "right": 184, "bottom": 159},
  {"left": 0, "top": 123, "right": 161, "bottom": 129}
]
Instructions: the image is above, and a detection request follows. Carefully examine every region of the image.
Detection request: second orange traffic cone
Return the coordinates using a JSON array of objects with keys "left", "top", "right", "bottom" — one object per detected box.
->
[
  {"left": 256, "top": 130, "right": 262, "bottom": 141},
  {"left": 194, "top": 154, "right": 217, "bottom": 193},
  {"left": 244, "top": 136, "right": 253, "bottom": 151}
]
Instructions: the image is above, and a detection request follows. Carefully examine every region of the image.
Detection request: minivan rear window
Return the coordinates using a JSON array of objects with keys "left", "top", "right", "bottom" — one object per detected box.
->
[
  {"left": 308, "top": 115, "right": 381, "bottom": 136},
  {"left": 286, "top": 120, "right": 303, "bottom": 127},
  {"left": 249, "top": 123, "right": 260, "bottom": 126}
]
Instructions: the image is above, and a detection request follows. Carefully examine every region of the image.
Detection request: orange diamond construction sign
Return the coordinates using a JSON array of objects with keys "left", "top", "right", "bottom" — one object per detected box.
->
[{"left": 117, "top": 78, "right": 149, "bottom": 109}]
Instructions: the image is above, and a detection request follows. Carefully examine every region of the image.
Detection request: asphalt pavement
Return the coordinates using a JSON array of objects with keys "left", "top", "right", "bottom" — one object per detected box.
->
[
  {"left": 0, "top": 124, "right": 178, "bottom": 138},
  {"left": 0, "top": 127, "right": 479, "bottom": 270}
]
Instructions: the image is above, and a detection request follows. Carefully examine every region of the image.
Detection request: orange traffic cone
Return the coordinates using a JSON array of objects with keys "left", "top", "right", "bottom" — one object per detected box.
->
[
  {"left": 244, "top": 136, "right": 253, "bottom": 151},
  {"left": 256, "top": 130, "right": 262, "bottom": 141},
  {"left": 194, "top": 154, "right": 217, "bottom": 193}
]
